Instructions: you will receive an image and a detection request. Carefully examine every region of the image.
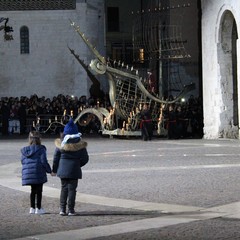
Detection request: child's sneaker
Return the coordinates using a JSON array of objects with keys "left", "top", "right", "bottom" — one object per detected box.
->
[
  {"left": 35, "top": 208, "right": 45, "bottom": 215},
  {"left": 59, "top": 210, "right": 67, "bottom": 216},
  {"left": 68, "top": 210, "right": 76, "bottom": 216},
  {"left": 29, "top": 208, "right": 35, "bottom": 214}
]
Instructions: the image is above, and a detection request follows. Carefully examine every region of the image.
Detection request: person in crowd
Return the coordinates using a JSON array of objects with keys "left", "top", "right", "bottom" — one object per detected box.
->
[
  {"left": 175, "top": 105, "right": 186, "bottom": 139},
  {"left": 52, "top": 118, "right": 89, "bottom": 216},
  {"left": 8, "top": 103, "right": 20, "bottom": 134},
  {"left": 1, "top": 100, "right": 10, "bottom": 135},
  {"left": 140, "top": 103, "right": 153, "bottom": 141},
  {"left": 147, "top": 69, "right": 157, "bottom": 95},
  {"left": 18, "top": 101, "right": 27, "bottom": 135},
  {"left": 167, "top": 104, "right": 177, "bottom": 139},
  {"left": 20, "top": 131, "right": 52, "bottom": 214}
]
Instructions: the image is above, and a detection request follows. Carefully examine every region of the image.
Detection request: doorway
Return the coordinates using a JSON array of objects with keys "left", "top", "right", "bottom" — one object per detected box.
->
[{"left": 217, "top": 10, "right": 238, "bottom": 138}]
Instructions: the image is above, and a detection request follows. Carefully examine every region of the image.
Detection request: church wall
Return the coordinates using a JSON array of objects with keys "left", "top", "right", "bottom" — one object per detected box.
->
[
  {"left": 0, "top": 0, "right": 105, "bottom": 99},
  {"left": 201, "top": 0, "right": 240, "bottom": 139}
]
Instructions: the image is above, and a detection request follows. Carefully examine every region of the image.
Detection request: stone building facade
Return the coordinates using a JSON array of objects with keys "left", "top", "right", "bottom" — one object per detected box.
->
[
  {"left": 201, "top": 0, "right": 239, "bottom": 139},
  {"left": 0, "top": 0, "right": 106, "bottom": 98}
]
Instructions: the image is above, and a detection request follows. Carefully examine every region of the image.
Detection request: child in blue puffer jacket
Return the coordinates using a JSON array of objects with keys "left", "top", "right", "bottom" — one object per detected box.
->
[
  {"left": 52, "top": 118, "right": 89, "bottom": 216},
  {"left": 21, "top": 131, "right": 52, "bottom": 215}
]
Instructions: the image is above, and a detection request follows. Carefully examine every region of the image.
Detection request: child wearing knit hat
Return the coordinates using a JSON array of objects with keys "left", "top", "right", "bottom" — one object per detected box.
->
[{"left": 52, "top": 119, "right": 89, "bottom": 216}]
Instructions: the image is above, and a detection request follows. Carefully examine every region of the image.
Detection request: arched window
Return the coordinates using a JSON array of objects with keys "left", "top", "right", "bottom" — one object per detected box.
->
[{"left": 20, "top": 26, "right": 29, "bottom": 54}]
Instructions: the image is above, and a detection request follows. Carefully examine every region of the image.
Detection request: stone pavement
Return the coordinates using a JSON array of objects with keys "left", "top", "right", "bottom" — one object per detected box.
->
[{"left": 1, "top": 136, "right": 240, "bottom": 239}]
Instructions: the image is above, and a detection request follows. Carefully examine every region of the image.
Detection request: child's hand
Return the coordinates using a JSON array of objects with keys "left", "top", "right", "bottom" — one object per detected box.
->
[{"left": 51, "top": 172, "right": 56, "bottom": 176}]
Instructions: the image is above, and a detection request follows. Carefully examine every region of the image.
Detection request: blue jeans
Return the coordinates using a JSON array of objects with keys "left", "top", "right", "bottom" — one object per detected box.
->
[{"left": 60, "top": 178, "right": 78, "bottom": 212}]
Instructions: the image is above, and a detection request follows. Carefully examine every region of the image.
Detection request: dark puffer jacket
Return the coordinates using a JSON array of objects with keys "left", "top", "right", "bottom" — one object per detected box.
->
[
  {"left": 52, "top": 137, "right": 89, "bottom": 179},
  {"left": 21, "top": 145, "right": 51, "bottom": 186}
]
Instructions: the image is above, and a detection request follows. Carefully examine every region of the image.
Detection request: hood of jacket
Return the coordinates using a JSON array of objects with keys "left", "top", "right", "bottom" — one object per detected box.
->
[
  {"left": 21, "top": 145, "right": 46, "bottom": 158},
  {"left": 55, "top": 138, "right": 87, "bottom": 151}
]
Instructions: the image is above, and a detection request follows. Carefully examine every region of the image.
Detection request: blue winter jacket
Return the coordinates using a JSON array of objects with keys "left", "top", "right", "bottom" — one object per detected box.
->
[
  {"left": 21, "top": 145, "right": 51, "bottom": 185},
  {"left": 52, "top": 137, "right": 89, "bottom": 179}
]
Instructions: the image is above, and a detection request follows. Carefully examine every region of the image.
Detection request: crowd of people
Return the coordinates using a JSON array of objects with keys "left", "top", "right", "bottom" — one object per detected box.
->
[
  {"left": 0, "top": 94, "right": 110, "bottom": 135},
  {"left": 0, "top": 93, "right": 203, "bottom": 139},
  {"left": 160, "top": 96, "right": 203, "bottom": 139}
]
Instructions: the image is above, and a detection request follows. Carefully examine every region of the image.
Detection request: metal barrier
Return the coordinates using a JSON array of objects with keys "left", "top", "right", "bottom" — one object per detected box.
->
[
  {"left": 26, "top": 114, "right": 65, "bottom": 134},
  {"left": 0, "top": 113, "right": 88, "bottom": 135}
]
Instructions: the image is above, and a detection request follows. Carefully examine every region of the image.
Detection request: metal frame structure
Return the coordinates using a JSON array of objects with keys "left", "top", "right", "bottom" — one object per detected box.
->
[{"left": 68, "top": 19, "right": 194, "bottom": 137}]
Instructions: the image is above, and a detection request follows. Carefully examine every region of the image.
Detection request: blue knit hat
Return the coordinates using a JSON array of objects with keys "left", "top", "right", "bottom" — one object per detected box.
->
[{"left": 63, "top": 119, "right": 78, "bottom": 135}]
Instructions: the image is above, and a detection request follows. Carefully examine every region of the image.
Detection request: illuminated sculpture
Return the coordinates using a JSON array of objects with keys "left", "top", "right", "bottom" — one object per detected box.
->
[{"left": 68, "top": 10, "right": 194, "bottom": 137}]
